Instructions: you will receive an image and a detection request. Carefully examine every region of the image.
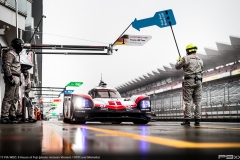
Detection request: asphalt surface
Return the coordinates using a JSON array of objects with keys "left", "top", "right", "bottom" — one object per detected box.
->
[{"left": 0, "top": 120, "right": 240, "bottom": 160}]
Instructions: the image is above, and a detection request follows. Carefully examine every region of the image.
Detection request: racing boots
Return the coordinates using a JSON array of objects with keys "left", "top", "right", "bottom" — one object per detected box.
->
[
  {"left": 194, "top": 119, "right": 200, "bottom": 126},
  {"left": 1, "top": 116, "right": 12, "bottom": 124},
  {"left": 28, "top": 117, "right": 37, "bottom": 123},
  {"left": 10, "top": 116, "right": 21, "bottom": 124},
  {"left": 17, "top": 115, "right": 24, "bottom": 123},
  {"left": 181, "top": 119, "right": 190, "bottom": 126}
]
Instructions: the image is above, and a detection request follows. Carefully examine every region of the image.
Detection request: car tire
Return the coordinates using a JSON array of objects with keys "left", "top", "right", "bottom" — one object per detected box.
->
[
  {"left": 63, "top": 118, "right": 69, "bottom": 123},
  {"left": 70, "top": 114, "right": 75, "bottom": 124},
  {"left": 133, "top": 120, "right": 149, "bottom": 125}
]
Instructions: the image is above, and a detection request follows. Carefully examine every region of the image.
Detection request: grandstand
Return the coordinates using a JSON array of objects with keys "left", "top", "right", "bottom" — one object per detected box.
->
[{"left": 116, "top": 36, "right": 240, "bottom": 121}]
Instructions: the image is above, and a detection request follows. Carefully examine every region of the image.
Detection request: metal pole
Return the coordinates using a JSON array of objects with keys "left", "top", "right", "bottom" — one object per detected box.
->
[
  {"left": 32, "top": 90, "right": 63, "bottom": 92},
  {"left": 224, "top": 84, "right": 230, "bottom": 119},
  {"left": 31, "top": 87, "right": 65, "bottom": 89},
  {"left": 112, "top": 22, "right": 133, "bottom": 45},
  {"left": 210, "top": 88, "right": 213, "bottom": 118},
  {"left": 169, "top": 22, "right": 181, "bottom": 57},
  {"left": 25, "top": 47, "right": 105, "bottom": 51},
  {"left": 177, "top": 96, "right": 180, "bottom": 119},
  {"left": 155, "top": 97, "right": 157, "bottom": 120},
  {"left": 170, "top": 95, "right": 173, "bottom": 119},
  {"left": 30, "top": 44, "right": 107, "bottom": 49},
  {"left": 30, "top": 15, "right": 46, "bottom": 43},
  {"left": 228, "top": 84, "right": 230, "bottom": 103},
  {"left": 34, "top": 52, "right": 109, "bottom": 55},
  {"left": 38, "top": 97, "right": 59, "bottom": 98},
  {"left": 15, "top": 0, "right": 18, "bottom": 38},
  {"left": 237, "top": 101, "right": 239, "bottom": 119},
  {"left": 161, "top": 97, "right": 163, "bottom": 119},
  {"left": 33, "top": 35, "right": 36, "bottom": 88},
  {"left": 34, "top": 94, "right": 60, "bottom": 96},
  {"left": 19, "top": 29, "right": 22, "bottom": 39}
]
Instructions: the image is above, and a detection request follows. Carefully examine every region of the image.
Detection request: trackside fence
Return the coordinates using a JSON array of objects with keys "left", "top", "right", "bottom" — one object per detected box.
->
[{"left": 150, "top": 81, "right": 240, "bottom": 120}]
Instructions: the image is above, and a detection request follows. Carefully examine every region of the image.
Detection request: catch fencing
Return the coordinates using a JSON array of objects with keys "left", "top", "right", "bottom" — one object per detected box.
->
[{"left": 151, "top": 81, "right": 240, "bottom": 120}]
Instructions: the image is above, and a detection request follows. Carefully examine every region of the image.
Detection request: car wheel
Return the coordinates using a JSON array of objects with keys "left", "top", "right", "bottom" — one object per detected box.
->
[
  {"left": 133, "top": 120, "right": 149, "bottom": 125},
  {"left": 70, "top": 114, "right": 75, "bottom": 124},
  {"left": 63, "top": 118, "right": 69, "bottom": 123},
  {"left": 112, "top": 121, "right": 122, "bottom": 124}
]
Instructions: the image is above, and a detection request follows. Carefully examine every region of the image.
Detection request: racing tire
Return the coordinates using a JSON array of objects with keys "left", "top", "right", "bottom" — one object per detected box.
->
[
  {"left": 70, "top": 105, "right": 75, "bottom": 124},
  {"left": 63, "top": 118, "right": 69, "bottom": 123},
  {"left": 133, "top": 120, "right": 149, "bottom": 125},
  {"left": 70, "top": 115, "right": 75, "bottom": 124}
]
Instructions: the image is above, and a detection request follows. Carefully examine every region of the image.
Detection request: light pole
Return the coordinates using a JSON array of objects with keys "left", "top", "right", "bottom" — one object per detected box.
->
[{"left": 15, "top": 0, "right": 18, "bottom": 38}]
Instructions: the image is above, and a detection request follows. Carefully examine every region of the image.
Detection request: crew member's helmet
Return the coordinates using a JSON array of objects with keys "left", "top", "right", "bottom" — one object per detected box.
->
[
  {"left": 11, "top": 38, "right": 24, "bottom": 52},
  {"left": 186, "top": 43, "right": 197, "bottom": 55}
]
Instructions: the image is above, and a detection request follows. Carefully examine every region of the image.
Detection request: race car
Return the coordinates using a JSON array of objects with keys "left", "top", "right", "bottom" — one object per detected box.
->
[{"left": 63, "top": 81, "right": 152, "bottom": 124}]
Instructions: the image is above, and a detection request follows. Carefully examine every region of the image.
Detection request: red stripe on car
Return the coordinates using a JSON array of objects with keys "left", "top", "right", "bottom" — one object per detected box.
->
[
  {"left": 116, "top": 101, "right": 122, "bottom": 105},
  {"left": 108, "top": 101, "right": 115, "bottom": 105},
  {"left": 135, "top": 96, "right": 148, "bottom": 104},
  {"left": 72, "top": 94, "right": 92, "bottom": 100}
]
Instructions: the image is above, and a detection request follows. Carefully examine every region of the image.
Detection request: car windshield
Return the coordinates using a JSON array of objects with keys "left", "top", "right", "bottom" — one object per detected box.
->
[{"left": 97, "top": 89, "right": 121, "bottom": 98}]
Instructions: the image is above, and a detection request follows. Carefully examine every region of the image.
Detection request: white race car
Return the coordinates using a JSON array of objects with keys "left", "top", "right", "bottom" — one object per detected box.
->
[{"left": 63, "top": 81, "right": 152, "bottom": 124}]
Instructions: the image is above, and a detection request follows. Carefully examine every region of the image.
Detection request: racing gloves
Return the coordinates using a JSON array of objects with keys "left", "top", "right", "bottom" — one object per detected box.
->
[
  {"left": 178, "top": 56, "right": 182, "bottom": 61},
  {"left": 8, "top": 76, "right": 15, "bottom": 86}
]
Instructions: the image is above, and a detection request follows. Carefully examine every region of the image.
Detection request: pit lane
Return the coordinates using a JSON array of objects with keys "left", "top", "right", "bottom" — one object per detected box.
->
[{"left": 42, "top": 121, "right": 240, "bottom": 160}]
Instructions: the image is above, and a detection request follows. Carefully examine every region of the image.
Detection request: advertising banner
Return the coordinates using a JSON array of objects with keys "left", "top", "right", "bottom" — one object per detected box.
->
[{"left": 114, "top": 34, "right": 152, "bottom": 46}]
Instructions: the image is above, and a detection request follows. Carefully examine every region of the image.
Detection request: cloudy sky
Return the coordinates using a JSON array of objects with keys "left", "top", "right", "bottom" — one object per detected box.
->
[{"left": 42, "top": 0, "right": 240, "bottom": 97}]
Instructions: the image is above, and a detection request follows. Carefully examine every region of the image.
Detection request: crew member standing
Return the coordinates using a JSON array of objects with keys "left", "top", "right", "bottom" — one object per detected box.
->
[
  {"left": 17, "top": 69, "right": 36, "bottom": 123},
  {"left": 1, "top": 38, "right": 24, "bottom": 124},
  {"left": 175, "top": 43, "right": 203, "bottom": 126},
  {"left": 23, "top": 70, "right": 34, "bottom": 122}
]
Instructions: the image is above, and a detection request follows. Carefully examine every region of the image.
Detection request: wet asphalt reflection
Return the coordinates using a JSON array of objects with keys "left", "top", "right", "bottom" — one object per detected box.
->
[
  {"left": 42, "top": 121, "right": 240, "bottom": 159},
  {"left": 0, "top": 121, "right": 239, "bottom": 160}
]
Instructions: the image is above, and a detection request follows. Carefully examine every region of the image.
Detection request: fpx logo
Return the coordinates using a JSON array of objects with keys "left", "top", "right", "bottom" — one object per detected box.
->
[{"left": 218, "top": 155, "right": 240, "bottom": 159}]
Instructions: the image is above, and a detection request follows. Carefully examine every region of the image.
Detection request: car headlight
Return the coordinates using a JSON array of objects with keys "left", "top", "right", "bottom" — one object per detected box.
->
[
  {"left": 73, "top": 97, "right": 92, "bottom": 109},
  {"left": 75, "top": 98, "right": 83, "bottom": 108},
  {"left": 139, "top": 99, "right": 150, "bottom": 109}
]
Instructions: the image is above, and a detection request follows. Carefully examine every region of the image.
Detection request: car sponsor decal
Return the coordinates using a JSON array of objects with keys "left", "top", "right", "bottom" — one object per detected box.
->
[
  {"left": 100, "top": 104, "right": 108, "bottom": 111},
  {"left": 95, "top": 102, "right": 136, "bottom": 110},
  {"left": 141, "top": 108, "right": 150, "bottom": 111},
  {"left": 126, "top": 105, "right": 133, "bottom": 111}
]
